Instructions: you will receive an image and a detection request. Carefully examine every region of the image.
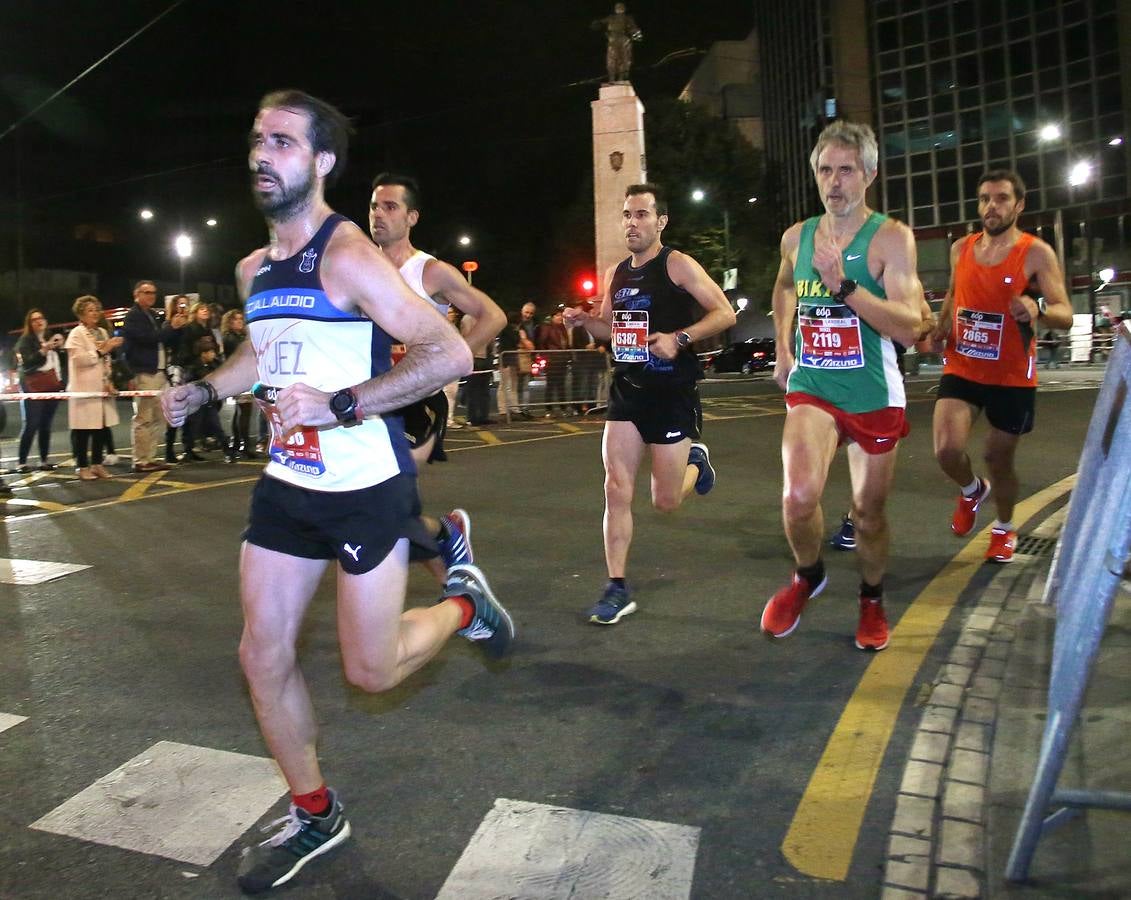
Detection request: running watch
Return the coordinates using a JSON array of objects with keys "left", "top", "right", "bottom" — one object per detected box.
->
[
  {"left": 329, "top": 387, "right": 362, "bottom": 426},
  {"left": 832, "top": 279, "right": 857, "bottom": 303}
]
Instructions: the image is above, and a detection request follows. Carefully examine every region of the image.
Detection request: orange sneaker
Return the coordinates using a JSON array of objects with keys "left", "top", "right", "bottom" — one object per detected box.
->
[
  {"left": 951, "top": 478, "right": 991, "bottom": 536},
  {"left": 761, "top": 572, "right": 827, "bottom": 639},
  {"left": 855, "top": 597, "right": 890, "bottom": 650},
  {"left": 985, "top": 527, "right": 1017, "bottom": 563}
]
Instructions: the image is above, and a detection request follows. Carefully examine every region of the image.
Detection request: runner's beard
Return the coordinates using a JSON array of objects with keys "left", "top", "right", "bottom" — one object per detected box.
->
[
  {"left": 982, "top": 210, "right": 1016, "bottom": 237},
  {"left": 253, "top": 168, "right": 315, "bottom": 223}
]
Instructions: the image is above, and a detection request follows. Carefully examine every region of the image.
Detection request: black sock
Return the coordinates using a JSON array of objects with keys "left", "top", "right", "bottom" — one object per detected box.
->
[
  {"left": 609, "top": 577, "right": 626, "bottom": 590},
  {"left": 860, "top": 580, "right": 883, "bottom": 599},
  {"left": 797, "top": 561, "right": 825, "bottom": 588}
]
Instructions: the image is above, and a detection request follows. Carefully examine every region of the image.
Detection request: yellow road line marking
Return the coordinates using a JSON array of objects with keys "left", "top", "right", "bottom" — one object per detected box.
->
[
  {"left": 472, "top": 429, "right": 502, "bottom": 445},
  {"left": 558, "top": 423, "right": 582, "bottom": 433},
  {"left": 7, "top": 475, "right": 260, "bottom": 521},
  {"left": 782, "top": 473, "right": 1077, "bottom": 881},
  {"left": 119, "top": 470, "right": 169, "bottom": 501}
]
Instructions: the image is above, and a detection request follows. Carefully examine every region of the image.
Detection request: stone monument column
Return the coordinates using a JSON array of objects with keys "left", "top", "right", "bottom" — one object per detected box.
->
[{"left": 591, "top": 83, "right": 646, "bottom": 296}]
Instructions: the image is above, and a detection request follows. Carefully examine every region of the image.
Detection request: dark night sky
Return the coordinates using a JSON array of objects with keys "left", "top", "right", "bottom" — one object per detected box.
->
[{"left": 0, "top": 0, "right": 755, "bottom": 309}]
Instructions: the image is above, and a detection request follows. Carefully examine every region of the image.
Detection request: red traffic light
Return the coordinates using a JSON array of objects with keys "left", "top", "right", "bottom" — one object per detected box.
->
[
  {"left": 580, "top": 277, "right": 595, "bottom": 294},
  {"left": 461, "top": 260, "right": 479, "bottom": 273}
]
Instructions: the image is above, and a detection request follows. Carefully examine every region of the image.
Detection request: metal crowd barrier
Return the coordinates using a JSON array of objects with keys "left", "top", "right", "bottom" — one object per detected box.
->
[
  {"left": 495, "top": 349, "right": 610, "bottom": 422},
  {"left": 1006, "top": 320, "right": 1131, "bottom": 881}
]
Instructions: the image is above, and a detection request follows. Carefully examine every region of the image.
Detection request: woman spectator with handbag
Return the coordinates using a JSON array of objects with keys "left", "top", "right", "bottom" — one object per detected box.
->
[
  {"left": 15, "top": 308, "right": 65, "bottom": 473},
  {"left": 63, "top": 296, "right": 123, "bottom": 480}
]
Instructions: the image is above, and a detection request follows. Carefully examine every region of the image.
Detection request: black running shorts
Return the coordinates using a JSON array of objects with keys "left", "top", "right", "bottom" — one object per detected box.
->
[
  {"left": 606, "top": 375, "right": 702, "bottom": 444},
  {"left": 937, "top": 374, "right": 1036, "bottom": 435},
  {"left": 394, "top": 391, "right": 449, "bottom": 463},
  {"left": 243, "top": 473, "right": 438, "bottom": 575}
]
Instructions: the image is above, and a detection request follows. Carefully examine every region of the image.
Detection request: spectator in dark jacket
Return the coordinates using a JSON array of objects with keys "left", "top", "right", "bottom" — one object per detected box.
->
[{"left": 121, "top": 282, "right": 185, "bottom": 471}]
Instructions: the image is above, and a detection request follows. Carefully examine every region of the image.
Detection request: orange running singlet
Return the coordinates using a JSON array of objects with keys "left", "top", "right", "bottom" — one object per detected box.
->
[{"left": 944, "top": 232, "right": 1038, "bottom": 387}]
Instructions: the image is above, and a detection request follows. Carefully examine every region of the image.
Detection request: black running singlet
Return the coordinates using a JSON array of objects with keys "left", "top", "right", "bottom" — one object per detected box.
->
[{"left": 608, "top": 246, "right": 701, "bottom": 385}]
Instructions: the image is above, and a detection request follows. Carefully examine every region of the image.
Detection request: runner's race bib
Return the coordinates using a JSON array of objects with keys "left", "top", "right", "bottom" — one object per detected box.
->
[
  {"left": 798, "top": 307, "right": 865, "bottom": 369},
  {"left": 612, "top": 309, "right": 650, "bottom": 363},
  {"left": 251, "top": 382, "right": 326, "bottom": 477},
  {"left": 954, "top": 307, "right": 1004, "bottom": 361}
]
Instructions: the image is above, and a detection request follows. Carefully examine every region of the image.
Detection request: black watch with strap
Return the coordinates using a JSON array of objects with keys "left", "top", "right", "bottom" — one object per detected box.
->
[
  {"left": 329, "top": 387, "right": 362, "bottom": 426},
  {"left": 832, "top": 279, "right": 857, "bottom": 303}
]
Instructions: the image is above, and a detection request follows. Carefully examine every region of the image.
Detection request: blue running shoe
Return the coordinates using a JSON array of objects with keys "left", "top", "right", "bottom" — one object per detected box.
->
[
  {"left": 829, "top": 514, "right": 856, "bottom": 551},
  {"left": 688, "top": 441, "right": 716, "bottom": 495},
  {"left": 446, "top": 563, "right": 514, "bottom": 658},
  {"left": 587, "top": 582, "right": 637, "bottom": 625},
  {"left": 438, "top": 508, "right": 474, "bottom": 569},
  {"left": 236, "top": 789, "right": 351, "bottom": 894}
]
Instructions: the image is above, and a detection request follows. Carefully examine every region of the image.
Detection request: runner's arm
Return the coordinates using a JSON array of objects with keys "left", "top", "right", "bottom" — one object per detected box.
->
[
  {"left": 843, "top": 221, "right": 922, "bottom": 348},
  {"left": 772, "top": 223, "right": 801, "bottom": 391},
  {"left": 424, "top": 258, "right": 506, "bottom": 355},
  {"left": 1022, "top": 240, "right": 1073, "bottom": 331},
  {"left": 326, "top": 233, "right": 472, "bottom": 419},
  {"left": 666, "top": 250, "right": 737, "bottom": 342}
]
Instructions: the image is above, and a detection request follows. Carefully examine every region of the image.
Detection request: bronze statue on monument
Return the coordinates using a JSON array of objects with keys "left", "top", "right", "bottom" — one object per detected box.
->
[{"left": 592, "top": 3, "right": 643, "bottom": 84}]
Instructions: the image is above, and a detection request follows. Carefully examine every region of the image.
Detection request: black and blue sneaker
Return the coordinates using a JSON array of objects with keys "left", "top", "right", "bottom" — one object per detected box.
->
[
  {"left": 830, "top": 514, "right": 856, "bottom": 551},
  {"left": 438, "top": 508, "right": 474, "bottom": 569},
  {"left": 446, "top": 563, "right": 514, "bottom": 658},
  {"left": 688, "top": 442, "right": 716, "bottom": 495},
  {"left": 587, "top": 581, "right": 637, "bottom": 625},
  {"left": 236, "top": 790, "right": 351, "bottom": 894}
]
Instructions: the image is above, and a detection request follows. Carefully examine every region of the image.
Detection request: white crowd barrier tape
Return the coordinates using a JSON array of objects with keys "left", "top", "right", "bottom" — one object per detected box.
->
[{"left": 2, "top": 390, "right": 165, "bottom": 401}]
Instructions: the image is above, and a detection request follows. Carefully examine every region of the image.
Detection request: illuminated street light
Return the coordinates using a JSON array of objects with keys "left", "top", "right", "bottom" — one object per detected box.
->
[
  {"left": 174, "top": 233, "right": 193, "bottom": 292},
  {"left": 1110, "top": 137, "right": 1124, "bottom": 147},
  {"left": 1098, "top": 267, "right": 1116, "bottom": 289},
  {"left": 690, "top": 188, "right": 706, "bottom": 202},
  {"left": 747, "top": 196, "right": 758, "bottom": 203},
  {"left": 205, "top": 218, "right": 218, "bottom": 227},
  {"left": 458, "top": 234, "right": 471, "bottom": 247},
  {"left": 1038, "top": 123, "right": 1062, "bottom": 142},
  {"left": 1068, "top": 160, "right": 1093, "bottom": 187},
  {"left": 139, "top": 208, "right": 154, "bottom": 221}
]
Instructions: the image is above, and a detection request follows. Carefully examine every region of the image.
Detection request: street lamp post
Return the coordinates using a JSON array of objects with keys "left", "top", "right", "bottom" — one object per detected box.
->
[
  {"left": 1039, "top": 123, "right": 1102, "bottom": 360},
  {"left": 690, "top": 188, "right": 731, "bottom": 271}
]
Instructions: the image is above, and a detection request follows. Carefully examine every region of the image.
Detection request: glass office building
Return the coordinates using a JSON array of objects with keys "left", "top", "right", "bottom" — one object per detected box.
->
[{"left": 755, "top": 0, "right": 1131, "bottom": 297}]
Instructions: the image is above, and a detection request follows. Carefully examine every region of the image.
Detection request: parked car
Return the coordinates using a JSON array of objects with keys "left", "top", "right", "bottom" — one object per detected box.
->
[{"left": 705, "top": 339, "right": 776, "bottom": 374}]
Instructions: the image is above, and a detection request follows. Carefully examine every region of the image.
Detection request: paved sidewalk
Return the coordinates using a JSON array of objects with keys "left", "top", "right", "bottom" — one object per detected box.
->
[{"left": 880, "top": 504, "right": 1131, "bottom": 898}]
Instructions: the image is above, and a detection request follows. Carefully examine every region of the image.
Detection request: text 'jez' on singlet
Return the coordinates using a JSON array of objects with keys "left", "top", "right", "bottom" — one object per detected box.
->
[
  {"left": 787, "top": 212, "right": 905, "bottom": 413},
  {"left": 609, "top": 245, "right": 700, "bottom": 385},
  {"left": 945, "top": 232, "right": 1038, "bottom": 388},
  {"left": 245, "top": 213, "right": 414, "bottom": 491}
]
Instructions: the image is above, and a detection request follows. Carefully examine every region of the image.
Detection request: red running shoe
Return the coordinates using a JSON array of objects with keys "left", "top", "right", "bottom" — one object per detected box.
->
[
  {"left": 855, "top": 597, "right": 890, "bottom": 651},
  {"left": 985, "top": 527, "right": 1017, "bottom": 563},
  {"left": 761, "top": 572, "right": 827, "bottom": 639},
  {"left": 951, "top": 478, "right": 991, "bottom": 536}
]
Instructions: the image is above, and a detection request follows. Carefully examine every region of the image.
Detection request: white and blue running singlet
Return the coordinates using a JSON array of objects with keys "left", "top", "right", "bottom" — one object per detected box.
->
[{"left": 245, "top": 213, "right": 414, "bottom": 491}]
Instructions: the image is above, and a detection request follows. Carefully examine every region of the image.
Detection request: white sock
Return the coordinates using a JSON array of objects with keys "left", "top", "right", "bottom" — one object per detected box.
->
[
  {"left": 994, "top": 520, "right": 1014, "bottom": 532},
  {"left": 961, "top": 477, "right": 981, "bottom": 497}
]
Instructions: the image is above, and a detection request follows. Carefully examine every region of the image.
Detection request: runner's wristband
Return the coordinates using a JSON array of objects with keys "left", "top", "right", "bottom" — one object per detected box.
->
[{"left": 197, "top": 380, "right": 218, "bottom": 405}]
